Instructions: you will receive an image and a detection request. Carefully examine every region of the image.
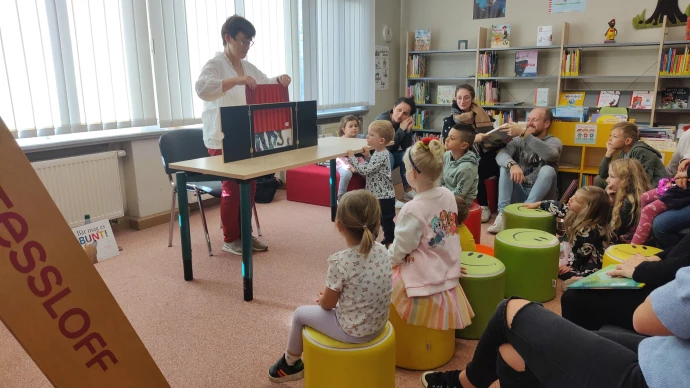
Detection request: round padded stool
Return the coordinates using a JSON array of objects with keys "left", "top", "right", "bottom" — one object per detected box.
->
[
  {"left": 494, "top": 228, "right": 559, "bottom": 302},
  {"left": 475, "top": 244, "right": 495, "bottom": 256},
  {"left": 602, "top": 244, "right": 662, "bottom": 269},
  {"left": 388, "top": 305, "right": 454, "bottom": 371},
  {"left": 456, "top": 251, "right": 506, "bottom": 339},
  {"left": 302, "top": 322, "right": 395, "bottom": 388},
  {"left": 463, "top": 202, "right": 482, "bottom": 244},
  {"left": 503, "top": 203, "right": 556, "bottom": 234}
]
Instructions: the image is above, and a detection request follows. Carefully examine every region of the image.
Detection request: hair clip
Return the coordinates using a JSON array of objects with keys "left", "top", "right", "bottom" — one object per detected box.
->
[{"left": 420, "top": 137, "right": 433, "bottom": 149}]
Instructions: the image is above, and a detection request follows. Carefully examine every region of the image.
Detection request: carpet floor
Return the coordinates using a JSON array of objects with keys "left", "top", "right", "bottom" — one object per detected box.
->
[{"left": 0, "top": 189, "right": 562, "bottom": 388}]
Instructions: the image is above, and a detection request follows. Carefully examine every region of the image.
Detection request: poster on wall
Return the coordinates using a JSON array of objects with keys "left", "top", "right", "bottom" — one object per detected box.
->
[
  {"left": 548, "top": 0, "right": 586, "bottom": 14},
  {"left": 633, "top": 0, "right": 690, "bottom": 29},
  {"left": 575, "top": 124, "right": 597, "bottom": 145},
  {"left": 473, "top": 0, "right": 507, "bottom": 20},
  {"left": 375, "top": 45, "right": 389, "bottom": 91}
]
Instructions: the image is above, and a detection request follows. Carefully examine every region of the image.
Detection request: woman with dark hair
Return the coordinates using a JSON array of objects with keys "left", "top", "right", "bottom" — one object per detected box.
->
[
  {"left": 443, "top": 84, "right": 497, "bottom": 222},
  {"left": 195, "top": 15, "right": 291, "bottom": 256},
  {"left": 376, "top": 96, "right": 417, "bottom": 208}
]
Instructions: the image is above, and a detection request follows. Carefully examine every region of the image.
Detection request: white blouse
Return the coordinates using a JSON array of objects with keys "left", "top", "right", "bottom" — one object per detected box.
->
[{"left": 195, "top": 52, "right": 277, "bottom": 149}]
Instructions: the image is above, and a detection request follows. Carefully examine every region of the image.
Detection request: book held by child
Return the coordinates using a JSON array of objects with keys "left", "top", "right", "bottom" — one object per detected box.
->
[{"left": 567, "top": 265, "right": 645, "bottom": 289}]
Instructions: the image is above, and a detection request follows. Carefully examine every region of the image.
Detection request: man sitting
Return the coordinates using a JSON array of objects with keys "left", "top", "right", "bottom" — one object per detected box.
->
[{"left": 488, "top": 108, "right": 563, "bottom": 233}]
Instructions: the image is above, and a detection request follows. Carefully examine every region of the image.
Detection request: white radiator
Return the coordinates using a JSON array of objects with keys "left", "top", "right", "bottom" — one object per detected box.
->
[
  {"left": 31, "top": 151, "right": 125, "bottom": 228},
  {"left": 318, "top": 122, "right": 341, "bottom": 138}
]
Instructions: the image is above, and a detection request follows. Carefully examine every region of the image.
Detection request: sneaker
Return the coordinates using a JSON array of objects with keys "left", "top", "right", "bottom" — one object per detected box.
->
[
  {"left": 395, "top": 200, "right": 405, "bottom": 209},
  {"left": 421, "top": 370, "right": 462, "bottom": 388},
  {"left": 268, "top": 355, "right": 304, "bottom": 383},
  {"left": 487, "top": 212, "right": 504, "bottom": 234},
  {"left": 222, "top": 240, "right": 242, "bottom": 256},
  {"left": 251, "top": 236, "right": 268, "bottom": 251},
  {"left": 481, "top": 206, "right": 491, "bottom": 223},
  {"left": 402, "top": 190, "right": 417, "bottom": 201}
]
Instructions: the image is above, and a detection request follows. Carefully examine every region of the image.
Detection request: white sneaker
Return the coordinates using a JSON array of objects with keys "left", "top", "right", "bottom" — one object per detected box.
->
[
  {"left": 395, "top": 200, "right": 405, "bottom": 209},
  {"left": 481, "top": 206, "right": 491, "bottom": 223},
  {"left": 402, "top": 190, "right": 417, "bottom": 202},
  {"left": 487, "top": 212, "right": 504, "bottom": 234}
]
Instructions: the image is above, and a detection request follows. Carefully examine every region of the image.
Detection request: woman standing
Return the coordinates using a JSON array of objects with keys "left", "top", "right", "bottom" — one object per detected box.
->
[
  {"left": 195, "top": 15, "right": 291, "bottom": 255},
  {"left": 443, "top": 84, "right": 496, "bottom": 222}
]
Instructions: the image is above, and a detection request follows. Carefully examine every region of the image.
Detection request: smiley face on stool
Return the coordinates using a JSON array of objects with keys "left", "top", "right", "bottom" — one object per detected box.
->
[
  {"left": 461, "top": 251, "right": 505, "bottom": 278},
  {"left": 504, "top": 203, "right": 552, "bottom": 218},
  {"left": 496, "top": 228, "right": 558, "bottom": 248},
  {"left": 605, "top": 244, "right": 662, "bottom": 261}
]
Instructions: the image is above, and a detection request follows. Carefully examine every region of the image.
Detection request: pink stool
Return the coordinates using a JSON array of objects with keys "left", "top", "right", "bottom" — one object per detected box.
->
[
  {"left": 463, "top": 202, "right": 482, "bottom": 245},
  {"left": 286, "top": 164, "right": 365, "bottom": 207}
]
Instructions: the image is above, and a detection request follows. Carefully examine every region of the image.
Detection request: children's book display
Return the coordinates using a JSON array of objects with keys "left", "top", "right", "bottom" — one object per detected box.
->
[
  {"left": 658, "top": 87, "right": 689, "bottom": 109},
  {"left": 630, "top": 91, "right": 654, "bottom": 109},
  {"left": 71, "top": 219, "right": 120, "bottom": 262},
  {"left": 220, "top": 84, "right": 317, "bottom": 163},
  {"left": 414, "top": 30, "right": 431, "bottom": 51},
  {"left": 477, "top": 80, "right": 499, "bottom": 105},
  {"left": 514, "top": 50, "right": 538, "bottom": 77},
  {"left": 567, "top": 265, "right": 644, "bottom": 289},
  {"left": 537, "top": 25, "right": 553, "bottom": 46},
  {"left": 659, "top": 46, "right": 689, "bottom": 76},
  {"left": 478, "top": 51, "right": 498, "bottom": 77},
  {"left": 561, "top": 48, "right": 582, "bottom": 76},
  {"left": 490, "top": 24, "right": 510, "bottom": 48},
  {"left": 591, "top": 114, "right": 627, "bottom": 124},
  {"left": 596, "top": 91, "right": 620, "bottom": 107},
  {"left": 558, "top": 92, "right": 585, "bottom": 107},
  {"left": 408, "top": 81, "right": 430, "bottom": 104},
  {"left": 534, "top": 88, "right": 549, "bottom": 106},
  {"left": 436, "top": 85, "right": 455, "bottom": 104},
  {"left": 408, "top": 54, "right": 427, "bottom": 77}
]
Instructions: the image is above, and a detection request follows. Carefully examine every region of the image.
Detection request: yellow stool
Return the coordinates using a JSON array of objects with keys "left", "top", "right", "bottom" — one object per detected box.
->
[
  {"left": 389, "top": 305, "right": 455, "bottom": 370},
  {"left": 602, "top": 244, "right": 662, "bottom": 268},
  {"left": 302, "top": 322, "right": 396, "bottom": 388}
]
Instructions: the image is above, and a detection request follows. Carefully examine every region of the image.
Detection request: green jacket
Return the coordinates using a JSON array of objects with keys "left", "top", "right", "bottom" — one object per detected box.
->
[
  {"left": 598, "top": 141, "right": 669, "bottom": 187},
  {"left": 441, "top": 150, "right": 479, "bottom": 206}
]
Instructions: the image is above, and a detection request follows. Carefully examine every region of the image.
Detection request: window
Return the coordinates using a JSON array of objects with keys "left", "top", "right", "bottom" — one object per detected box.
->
[{"left": 1, "top": 0, "right": 374, "bottom": 139}]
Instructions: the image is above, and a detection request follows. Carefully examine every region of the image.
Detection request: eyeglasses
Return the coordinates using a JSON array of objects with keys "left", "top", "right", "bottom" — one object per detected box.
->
[
  {"left": 457, "top": 96, "right": 472, "bottom": 101},
  {"left": 234, "top": 37, "right": 254, "bottom": 48}
]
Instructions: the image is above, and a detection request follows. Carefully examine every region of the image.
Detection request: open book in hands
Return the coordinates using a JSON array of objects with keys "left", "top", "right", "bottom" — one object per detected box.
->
[
  {"left": 480, "top": 127, "right": 513, "bottom": 152},
  {"left": 567, "top": 265, "right": 646, "bottom": 290}
]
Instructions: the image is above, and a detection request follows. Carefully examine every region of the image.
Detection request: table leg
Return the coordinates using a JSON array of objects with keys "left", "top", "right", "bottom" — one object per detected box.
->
[
  {"left": 176, "top": 172, "right": 193, "bottom": 281},
  {"left": 239, "top": 180, "right": 253, "bottom": 301},
  {"left": 329, "top": 159, "right": 337, "bottom": 222}
]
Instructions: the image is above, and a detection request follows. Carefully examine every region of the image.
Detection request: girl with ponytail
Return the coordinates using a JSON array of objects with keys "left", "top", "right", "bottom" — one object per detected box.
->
[{"left": 269, "top": 190, "right": 392, "bottom": 383}]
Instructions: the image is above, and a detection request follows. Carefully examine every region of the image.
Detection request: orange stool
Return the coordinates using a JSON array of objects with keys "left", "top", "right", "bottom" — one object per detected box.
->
[
  {"left": 463, "top": 202, "right": 482, "bottom": 245},
  {"left": 475, "top": 244, "right": 494, "bottom": 256}
]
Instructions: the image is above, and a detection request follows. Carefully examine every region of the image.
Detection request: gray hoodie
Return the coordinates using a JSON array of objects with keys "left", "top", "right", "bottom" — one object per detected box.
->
[
  {"left": 496, "top": 134, "right": 563, "bottom": 187},
  {"left": 441, "top": 150, "right": 479, "bottom": 206}
]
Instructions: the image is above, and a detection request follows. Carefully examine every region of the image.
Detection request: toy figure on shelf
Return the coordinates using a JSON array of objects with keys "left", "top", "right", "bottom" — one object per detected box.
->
[{"left": 605, "top": 19, "right": 617, "bottom": 43}]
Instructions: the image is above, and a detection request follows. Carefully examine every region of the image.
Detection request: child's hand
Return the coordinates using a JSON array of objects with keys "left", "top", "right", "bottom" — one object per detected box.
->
[
  {"left": 558, "top": 265, "right": 572, "bottom": 275},
  {"left": 348, "top": 165, "right": 356, "bottom": 173},
  {"left": 361, "top": 147, "right": 370, "bottom": 158},
  {"left": 679, "top": 158, "right": 690, "bottom": 172},
  {"left": 605, "top": 142, "right": 619, "bottom": 158},
  {"left": 522, "top": 202, "right": 541, "bottom": 209},
  {"left": 347, "top": 150, "right": 355, "bottom": 158},
  {"left": 461, "top": 266, "right": 467, "bottom": 275}
]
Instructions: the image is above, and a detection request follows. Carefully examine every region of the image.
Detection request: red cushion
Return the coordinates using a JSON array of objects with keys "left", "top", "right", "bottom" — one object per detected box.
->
[
  {"left": 286, "top": 164, "right": 365, "bottom": 207},
  {"left": 463, "top": 202, "right": 482, "bottom": 245}
]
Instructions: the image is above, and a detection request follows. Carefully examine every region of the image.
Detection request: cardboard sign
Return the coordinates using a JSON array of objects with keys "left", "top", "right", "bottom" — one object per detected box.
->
[{"left": 0, "top": 119, "right": 169, "bottom": 387}]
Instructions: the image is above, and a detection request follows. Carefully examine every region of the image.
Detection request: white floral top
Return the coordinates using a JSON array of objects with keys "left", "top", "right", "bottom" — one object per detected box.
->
[
  {"left": 326, "top": 243, "right": 392, "bottom": 337},
  {"left": 349, "top": 150, "right": 395, "bottom": 200}
]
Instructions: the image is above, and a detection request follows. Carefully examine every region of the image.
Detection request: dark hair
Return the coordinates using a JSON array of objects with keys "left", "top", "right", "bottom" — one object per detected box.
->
[
  {"left": 221, "top": 15, "right": 256, "bottom": 46},
  {"left": 450, "top": 123, "right": 476, "bottom": 148},
  {"left": 394, "top": 96, "right": 416, "bottom": 114},
  {"left": 455, "top": 84, "right": 475, "bottom": 100}
]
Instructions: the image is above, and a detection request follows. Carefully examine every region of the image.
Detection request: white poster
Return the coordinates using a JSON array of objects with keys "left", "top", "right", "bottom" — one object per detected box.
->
[
  {"left": 575, "top": 124, "right": 597, "bottom": 145},
  {"left": 549, "top": 0, "right": 586, "bottom": 13},
  {"left": 72, "top": 219, "right": 120, "bottom": 262},
  {"left": 375, "top": 45, "right": 390, "bottom": 91}
]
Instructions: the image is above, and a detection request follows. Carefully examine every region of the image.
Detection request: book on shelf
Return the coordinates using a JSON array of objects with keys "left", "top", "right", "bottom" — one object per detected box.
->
[
  {"left": 590, "top": 114, "right": 628, "bottom": 124},
  {"left": 580, "top": 174, "right": 595, "bottom": 187},
  {"left": 411, "top": 109, "right": 431, "bottom": 130},
  {"left": 642, "top": 139, "right": 677, "bottom": 152},
  {"left": 558, "top": 92, "right": 585, "bottom": 107},
  {"left": 659, "top": 46, "right": 689, "bottom": 76},
  {"left": 596, "top": 91, "right": 620, "bottom": 107},
  {"left": 561, "top": 48, "right": 582, "bottom": 76},
  {"left": 487, "top": 110, "right": 516, "bottom": 127},
  {"left": 554, "top": 106, "right": 588, "bottom": 122},
  {"left": 436, "top": 85, "right": 455, "bottom": 104},
  {"left": 537, "top": 25, "right": 553, "bottom": 47},
  {"left": 477, "top": 80, "right": 500, "bottom": 105},
  {"left": 567, "top": 265, "right": 645, "bottom": 290},
  {"left": 515, "top": 50, "right": 538, "bottom": 77},
  {"left": 480, "top": 126, "right": 513, "bottom": 151},
  {"left": 535, "top": 88, "right": 549, "bottom": 107},
  {"left": 638, "top": 125, "right": 676, "bottom": 141},
  {"left": 478, "top": 51, "right": 498, "bottom": 77},
  {"left": 630, "top": 91, "right": 654, "bottom": 109},
  {"left": 408, "top": 54, "right": 427, "bottom": 77},
  {"left": 658, "top": 87, "right": 689, "bottom": 109},
  {"left": 408, "top": 82, "right": 430, "bottom": 105},
  {"left": 414, "top": 30, "right": 431, "bottom": 51},
  {"left": 490, "top": 24, "right": 510, "bottom": 48}
]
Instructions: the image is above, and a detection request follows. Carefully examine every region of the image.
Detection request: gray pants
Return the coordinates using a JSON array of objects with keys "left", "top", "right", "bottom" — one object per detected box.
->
[{"left": 337, "top": 166, "right": 353, "bottom": 199}]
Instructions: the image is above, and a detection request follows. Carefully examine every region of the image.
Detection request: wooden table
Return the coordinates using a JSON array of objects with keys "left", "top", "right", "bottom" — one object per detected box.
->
[{"left": 169, "top": 137, "right": 368, "bottom": 301}]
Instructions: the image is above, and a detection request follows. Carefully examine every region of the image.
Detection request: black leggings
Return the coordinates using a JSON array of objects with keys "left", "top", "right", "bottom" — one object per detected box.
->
[
  {"left": 477, "top": 149, "right": 500, "bottom": 207},
  {"left": 379, "top": 198, "right": 395, "bottom": 245},
  {"left": 561, "top": 287, "right": 654, "bottom": 331},
  {"left": 465, "top": 298, "right": 648, "bottom": 388}
]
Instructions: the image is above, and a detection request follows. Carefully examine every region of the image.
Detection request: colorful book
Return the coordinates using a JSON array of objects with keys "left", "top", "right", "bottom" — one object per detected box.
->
[
  {"left": 436, "top": 86, "right": 455, "bottom": 104},
  {"left": 480, "top": 127, "right": 514, "bottom": 151},
  {"left": 630, "top": 91, "right": 654, "bottom": 109},
  {"left": 515, "top": 50, "right": 538, "bottom": 77},
  {"left": 490, "top": 24, "right": 511, "bottom": 48},
  {"left": 567, "top": 265, "right": 645, "bottom": 290},
  {"left": 71, "top": 219, "right": 120, "bottom": 263},
  {"left": 535, "top": 88, "right": 549, "bottom": 106},
  {"left": 596, "top": 91, "right": 620, "bottom": 107},
  {"left": 590, "top": 114, "right": 628, "bottom": 124},
  {"left": 537, "top": 25, "right": 553, "bottom": 47},
  {"left": 659, "top": 87, "right": 689, "bottom": 109},
  {"left": 414, "top": 30, "right": 431, "bottom": 51},
  {"left": 558, "top": 92, "right": 585, "bottom": 107}
]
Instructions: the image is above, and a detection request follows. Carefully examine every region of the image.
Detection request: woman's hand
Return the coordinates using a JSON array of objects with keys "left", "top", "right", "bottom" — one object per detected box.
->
[
  {"left": 399, "top": 117, "right": 414, "bottom": 132},
  {"left": 522, "top": 202, "right": 541, "bottom": 209},
  {"left": 499, "top": 122, "right": 524, "bottom": 138},
  {"left": 238, "top": 75, "right": 257, "bottom": 89},
  {"left": 607, "top": 254, "right": 648, "bottom": 278},
  {"left": 277, "top": 74, "right": 291, "bottom": 87}
]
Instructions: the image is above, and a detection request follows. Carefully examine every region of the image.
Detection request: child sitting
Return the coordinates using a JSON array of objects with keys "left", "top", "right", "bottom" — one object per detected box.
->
[
  {"left": 388, "top": 137, "right": 473, "bottom": 330},
  {"left": 632, "top": 168, "right": 690, "bottom": 245},
  {"left": 348, "top": 120, "right": 396, "bottom": 246},
  {"left": 606, "top": 158, "right": 651, "bottom": 243},
  {"left": 335, "top": 115, "right": 365, "bottom": 201},
  {"left": 454, "top": 195, "right": 476, "bottom": 252},
  {"left": 524, "top": 186, "right": 612, "bottom": 286},
  {"left": 442, "top": 123, "right": 479, "bottom": 207},
  {"left": 595, "top": 121, "right": 668, "bottom": 188},
  {"left": 268, "top": 190, "right": 392, "bottom": 383}
]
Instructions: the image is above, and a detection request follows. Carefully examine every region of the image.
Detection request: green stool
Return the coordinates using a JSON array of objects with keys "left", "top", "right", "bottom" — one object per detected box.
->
[
  {"left": 456, "top": 251, "right": 506, "bottom": 340},
  {"left": 494, "top": 228, "right": 559, "bottom": 302},
  {"left": 503, "top": 203, "right": 556, "bottom": 234}
]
